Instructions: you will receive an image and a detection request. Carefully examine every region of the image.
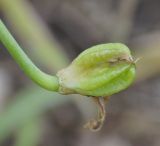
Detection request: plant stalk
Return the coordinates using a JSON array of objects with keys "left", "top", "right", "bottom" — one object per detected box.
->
[{"left": 0, "top": 19, "right": 59, "bottom": 91}]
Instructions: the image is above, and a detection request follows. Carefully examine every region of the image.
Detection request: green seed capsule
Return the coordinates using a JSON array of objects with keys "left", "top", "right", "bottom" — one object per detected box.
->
[{"left": 57, "top": 43, "right": 136, "bottom": 97}]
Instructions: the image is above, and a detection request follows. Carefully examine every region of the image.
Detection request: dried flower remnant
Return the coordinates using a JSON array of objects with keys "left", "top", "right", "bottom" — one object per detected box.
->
[{"left": 83, "top": 96, "right": 109, "bottom": 131}]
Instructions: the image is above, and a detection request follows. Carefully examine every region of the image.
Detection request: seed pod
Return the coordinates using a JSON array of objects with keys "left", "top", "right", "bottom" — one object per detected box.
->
[{"left": 57, "top": 43, "right": 136, "bottom": 97}]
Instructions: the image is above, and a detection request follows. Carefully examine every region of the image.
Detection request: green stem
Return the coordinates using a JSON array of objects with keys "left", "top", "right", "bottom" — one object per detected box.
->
[{"left": 0, "top": 19, "right": 59, "bottom": 91}]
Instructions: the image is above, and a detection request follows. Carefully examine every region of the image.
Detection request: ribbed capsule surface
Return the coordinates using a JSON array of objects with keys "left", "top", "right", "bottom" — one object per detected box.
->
[{"left": 57, "top": 43, "right": 136, "bottom": 97}]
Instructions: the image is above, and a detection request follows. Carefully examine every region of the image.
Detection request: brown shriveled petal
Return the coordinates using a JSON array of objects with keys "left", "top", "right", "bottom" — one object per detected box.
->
[{"left": 83, "top": 96, "right": 110, "bottom": 131}]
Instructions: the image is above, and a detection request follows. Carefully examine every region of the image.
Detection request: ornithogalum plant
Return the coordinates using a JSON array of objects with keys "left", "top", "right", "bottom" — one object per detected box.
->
[{"left": 0, "top": 19, "right": 136, "bottom": 131}]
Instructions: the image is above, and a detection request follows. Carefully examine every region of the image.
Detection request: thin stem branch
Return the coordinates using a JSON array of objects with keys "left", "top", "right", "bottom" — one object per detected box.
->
[
  {"left": 0, "top": 0, "right": 69, "bottom": 70},
  {"left": 0, "top": 19, "right": 59, "bottom": 91}
]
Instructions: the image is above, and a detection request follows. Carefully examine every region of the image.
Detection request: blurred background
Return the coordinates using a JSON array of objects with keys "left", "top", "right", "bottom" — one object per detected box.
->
[{"left": 0, "top": 0, "right": 160, "bottom": 146}]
